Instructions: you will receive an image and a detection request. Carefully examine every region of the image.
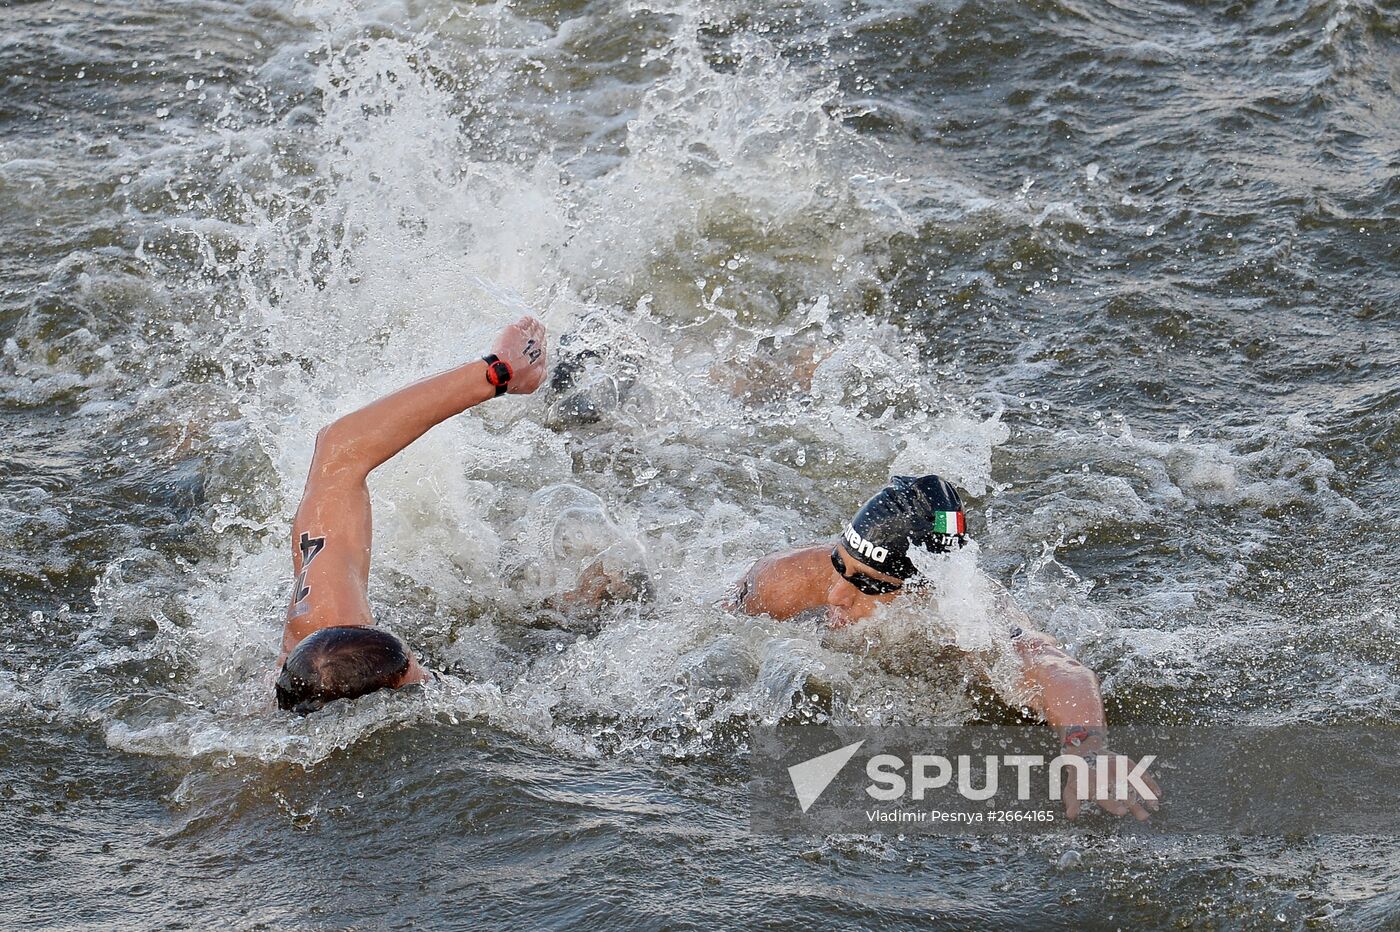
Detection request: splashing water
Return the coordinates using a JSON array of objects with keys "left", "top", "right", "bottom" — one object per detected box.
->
[{"left": 52, "top": 0, "right": 1018, "bottom": 767}]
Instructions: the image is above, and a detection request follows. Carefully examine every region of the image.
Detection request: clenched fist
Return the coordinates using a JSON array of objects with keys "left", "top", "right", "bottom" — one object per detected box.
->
[{"left": 490, "top": 315, "right": 548, "bottom": 395}]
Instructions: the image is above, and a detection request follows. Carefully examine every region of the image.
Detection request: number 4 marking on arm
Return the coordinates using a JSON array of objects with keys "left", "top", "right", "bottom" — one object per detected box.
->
[
  {"left": 290, "top": 532, "right": 326, "bottom": 616},
  {"left": 299, "top": 532, "right": 325, "bottom": 567}
]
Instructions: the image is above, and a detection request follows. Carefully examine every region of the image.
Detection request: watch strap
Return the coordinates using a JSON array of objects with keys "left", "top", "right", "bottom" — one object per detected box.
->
[{"left": 482, "top": 354, "right": 512, "bottom": 396}]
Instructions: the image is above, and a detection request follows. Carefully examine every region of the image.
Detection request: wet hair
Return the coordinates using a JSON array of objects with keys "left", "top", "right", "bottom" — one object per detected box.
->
[{"left": 275, "top": 626, "right": 412, "bottom": 714}]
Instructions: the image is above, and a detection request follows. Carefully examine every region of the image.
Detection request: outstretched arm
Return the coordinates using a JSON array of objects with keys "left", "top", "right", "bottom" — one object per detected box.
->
[
  {"left": 1011, "top": 629, "right": 1107, "bottom": 737},
  {"left": 279, "top": 316, "right": 548, "bottom": 660},
  {"left": 994, "top": 586, "right": 1160, "bottom": 820},
  {"left": 309, "top": 316, "right": 547, "bottom": 482},
  {"left": 985, "top": 583, "right": 1105, "bottom": 733}
]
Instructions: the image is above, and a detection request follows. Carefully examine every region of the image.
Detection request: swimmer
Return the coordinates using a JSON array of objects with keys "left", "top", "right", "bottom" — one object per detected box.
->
[
  {"left": 732, "top": 474, "right": 1162, "bottom": 821},
  {"left": 274, "top": 316, "right": 549, "bottom": 714}
]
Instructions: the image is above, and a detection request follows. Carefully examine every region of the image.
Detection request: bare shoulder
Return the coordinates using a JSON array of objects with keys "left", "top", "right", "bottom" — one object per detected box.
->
[{"left": 732, "top": 544, "right": 831, "bottom": 620}]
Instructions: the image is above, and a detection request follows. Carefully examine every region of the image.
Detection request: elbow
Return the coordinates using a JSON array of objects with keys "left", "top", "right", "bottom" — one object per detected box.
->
[
  {"left": 313, "top": 421, "right": 349, "bottom": 463},
  {"left": 1051, "top": 654, "right": 1103, "bottom": 708},
  {"left": 310, "top": 420, "right": 366, "bottom": 481},
  {"left": 1049, "top": 648, "right": 1099, "bottom": 691},
  {"left": 1063, "top": 664, "right": 1101, "bottom": 703},
  {"left": 315, "top": 419, "right": 345, "bottom": 449}
]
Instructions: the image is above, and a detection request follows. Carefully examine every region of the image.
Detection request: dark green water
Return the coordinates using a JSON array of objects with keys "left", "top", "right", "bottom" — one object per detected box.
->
[{"left": 2, "top": 0, "right": 1397, "bottom": 928}]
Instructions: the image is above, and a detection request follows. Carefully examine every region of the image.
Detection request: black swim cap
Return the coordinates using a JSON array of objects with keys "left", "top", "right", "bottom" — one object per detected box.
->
[{"left": 839, "top": 475, "right": 968, "bottom": 579}]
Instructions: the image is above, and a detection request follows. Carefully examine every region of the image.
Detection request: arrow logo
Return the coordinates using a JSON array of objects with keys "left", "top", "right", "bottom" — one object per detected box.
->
[{"left": 788, "top": 740, "right": 865, "bottom": 813}]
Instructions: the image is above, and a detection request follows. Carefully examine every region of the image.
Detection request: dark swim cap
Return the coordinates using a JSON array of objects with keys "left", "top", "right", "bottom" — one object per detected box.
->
[{"left": 839, "top": 475, "right": 968, "bottom": 579}]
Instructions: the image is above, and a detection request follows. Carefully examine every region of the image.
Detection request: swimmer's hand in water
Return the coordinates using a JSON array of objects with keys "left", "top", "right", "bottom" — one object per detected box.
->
[
  {"left": 490, "top": 315, "right": 549, "bottom": 395},
  {"left": 1061, "top": 750, "right": 1163, "bottom": 822}
]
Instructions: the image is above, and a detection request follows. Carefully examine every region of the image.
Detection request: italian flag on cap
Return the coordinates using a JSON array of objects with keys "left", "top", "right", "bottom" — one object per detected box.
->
[{"left": 933, "top": 510, "right": 965, "bottom": 535}]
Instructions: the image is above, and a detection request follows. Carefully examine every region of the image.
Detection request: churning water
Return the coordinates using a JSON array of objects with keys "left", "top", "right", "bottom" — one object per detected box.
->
[{"left": 2, "top": 0, "right": 1397, "bottom": 927}]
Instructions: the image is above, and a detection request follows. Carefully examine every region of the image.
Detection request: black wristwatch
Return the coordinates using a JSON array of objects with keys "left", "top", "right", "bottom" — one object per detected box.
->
[{"left": 482, "top": 354, "right": 512, "bottom": 396}]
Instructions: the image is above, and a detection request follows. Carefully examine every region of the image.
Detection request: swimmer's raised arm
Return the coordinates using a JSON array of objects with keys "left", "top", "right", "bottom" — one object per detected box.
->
[
  {"left": 1011, "top": 626, "right": 1160, "bottom": 820},
  {"left": 279, "top": 316, "right": 547, "bottom": 664},
  {"left": 1004, "top": 622, "right": 1107, "bottom": 737},
  {"left": 308, "top": 316, "right": 548, "bottom": 483},
  {"left": 982, "top": 581, "right": 1107, "bottom": 739}
]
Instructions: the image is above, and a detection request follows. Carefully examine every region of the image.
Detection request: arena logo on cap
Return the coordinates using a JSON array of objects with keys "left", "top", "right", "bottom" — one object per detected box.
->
[{"left": 843, "top": 525, "right": 889, "bottom": 564}]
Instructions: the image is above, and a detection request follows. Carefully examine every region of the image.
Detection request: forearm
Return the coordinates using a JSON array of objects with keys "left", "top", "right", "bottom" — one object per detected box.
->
[
  {"left": 1016, "top": 636, "right": 1107, "bottom": 740},
  {"left": 315, "top": 360, "right": 496, "bottom": 479}
]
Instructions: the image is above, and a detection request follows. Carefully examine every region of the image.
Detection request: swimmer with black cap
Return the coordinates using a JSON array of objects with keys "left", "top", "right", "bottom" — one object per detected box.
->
[
  {"left": 732, "top": 475, "right": 1162, "bottom": 821},
  {"left": 275, "top": 316, "right": 549, "bottom": 714}
]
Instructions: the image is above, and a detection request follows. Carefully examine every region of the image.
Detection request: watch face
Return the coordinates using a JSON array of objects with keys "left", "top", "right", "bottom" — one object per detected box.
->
[{"left": 488, "top": 360, "right": 512, "bottom": 389}]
